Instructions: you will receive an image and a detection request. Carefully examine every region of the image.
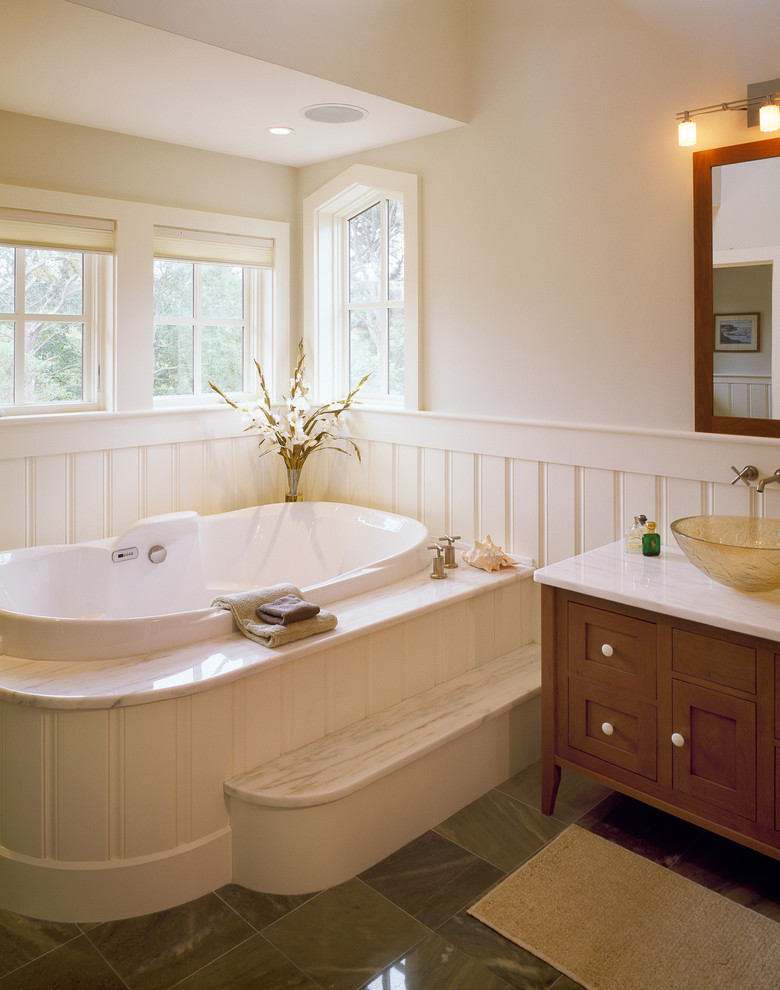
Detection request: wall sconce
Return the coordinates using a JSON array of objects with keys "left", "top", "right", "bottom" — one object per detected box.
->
[{"left": 677, "top": 76, "right": 780, "bottom": 146}]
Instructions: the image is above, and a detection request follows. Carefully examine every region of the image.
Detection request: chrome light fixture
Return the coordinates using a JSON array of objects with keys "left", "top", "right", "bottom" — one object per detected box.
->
[{"left": 677, "top": 76, "right": 780, "bottom": 146}]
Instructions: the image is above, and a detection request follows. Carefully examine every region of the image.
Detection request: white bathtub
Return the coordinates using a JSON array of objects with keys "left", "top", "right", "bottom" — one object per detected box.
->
[{"left": 0, "top": 502, "right": 430, "bottom": 661}]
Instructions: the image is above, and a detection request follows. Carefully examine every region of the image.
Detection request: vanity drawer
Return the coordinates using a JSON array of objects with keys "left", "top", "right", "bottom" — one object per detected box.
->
[
  {"left": 672, "top": 629, "right": 756, "bottom": 695},
  {"left": 568, "top": 677, "right": 657, "bottom": 780},
  {"left": 567, "top": 602, "right": 656, "bottom": 699}
]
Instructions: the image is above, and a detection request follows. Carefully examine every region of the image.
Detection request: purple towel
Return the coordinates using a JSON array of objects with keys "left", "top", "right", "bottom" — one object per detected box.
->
[{"left": 256, "top": 594, "right": 321, "bottom": 626}]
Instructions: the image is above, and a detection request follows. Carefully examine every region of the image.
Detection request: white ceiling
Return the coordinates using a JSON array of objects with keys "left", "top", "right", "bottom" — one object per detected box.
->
[{"left": 0, "top": 0, "right": 464, "bottom": 167}]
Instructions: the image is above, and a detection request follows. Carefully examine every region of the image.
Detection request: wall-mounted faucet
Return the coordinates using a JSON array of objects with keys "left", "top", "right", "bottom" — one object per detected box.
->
[
  {"left": 730, "top": 465, "right": 758, "bottom": 486},
  {"left": 757, "top": 469, "right": 780, "bottom": 493}
]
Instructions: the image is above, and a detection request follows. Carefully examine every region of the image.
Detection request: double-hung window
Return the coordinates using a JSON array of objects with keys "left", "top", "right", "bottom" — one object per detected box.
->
[
  {"left": 0, "top": 209, "right": 113, "bottom": 413},
  {"left": 152, "top": 227, "right": 274, "bottom": 401},
  {"left": 304, "top": 165, "right": 419, "bottom": 408}
]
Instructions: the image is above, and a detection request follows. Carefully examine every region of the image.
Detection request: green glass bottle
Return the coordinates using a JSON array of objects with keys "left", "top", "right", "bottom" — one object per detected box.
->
[{"left": 642, "top": 521, "right": 661, "bottom": 557}]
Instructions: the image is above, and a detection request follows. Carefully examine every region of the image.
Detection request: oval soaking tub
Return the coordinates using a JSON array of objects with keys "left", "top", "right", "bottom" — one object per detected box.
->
[{"left": 0, "top": 502, "right": 430, "bottom": 661}]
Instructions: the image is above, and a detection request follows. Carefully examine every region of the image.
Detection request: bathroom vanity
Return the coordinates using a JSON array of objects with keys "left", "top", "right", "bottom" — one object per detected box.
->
[{"left": 535, "top": 541, "right": 780, "bottom": 860}]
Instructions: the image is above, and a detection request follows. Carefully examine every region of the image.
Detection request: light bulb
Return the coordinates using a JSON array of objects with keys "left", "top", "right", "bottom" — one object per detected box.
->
[
  {"left": 760, "top": 101, "right": 780, "bottom": 132},
  {"left": 678, "top": 117, "right": 697, "bottom": 147}
]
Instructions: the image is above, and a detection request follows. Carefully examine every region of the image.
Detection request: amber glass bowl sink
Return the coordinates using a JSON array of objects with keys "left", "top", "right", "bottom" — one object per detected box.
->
[{"left": 670, "top": 515, "right": 780, "bottom": 592}]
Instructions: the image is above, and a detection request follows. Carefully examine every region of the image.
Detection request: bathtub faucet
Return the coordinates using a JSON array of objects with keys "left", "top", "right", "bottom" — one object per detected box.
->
[
  {"left": 438, "top": 535, "right": 461, "bottom": 569},
  {"left": 757, "top": 469, "right": 780, "bottom": 493}
]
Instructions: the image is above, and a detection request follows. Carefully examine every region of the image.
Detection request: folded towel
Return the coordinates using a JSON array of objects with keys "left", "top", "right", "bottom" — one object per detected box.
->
[
  {"left": 211, "top": 583, "right": 336, "bottom": 648},
  {"left": 256, "top": 593, "right": 320, "bottom": 626}
]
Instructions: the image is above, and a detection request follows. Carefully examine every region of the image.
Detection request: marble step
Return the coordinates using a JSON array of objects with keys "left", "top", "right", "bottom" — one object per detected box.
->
[{"left": 225, "top": 643, "right": 541, "bottom": 810}]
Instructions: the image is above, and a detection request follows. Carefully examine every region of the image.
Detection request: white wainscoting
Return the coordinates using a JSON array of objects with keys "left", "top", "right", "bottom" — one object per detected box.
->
[
  {"left": 713, "top": 375, "right": 772, "bottom": 419},
  {"left": 2, "top": 407, "right": 780, "bottom": 565}
]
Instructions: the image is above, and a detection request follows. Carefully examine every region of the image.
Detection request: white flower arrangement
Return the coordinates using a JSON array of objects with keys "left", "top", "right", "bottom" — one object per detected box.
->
[{"left": 209, "top": 341, "right": 369, "bottom": 494}]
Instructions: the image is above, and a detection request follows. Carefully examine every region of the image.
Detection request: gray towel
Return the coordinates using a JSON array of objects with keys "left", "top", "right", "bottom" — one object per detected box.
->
[
  {"left": 211, "top": 582, "right": 337, "bottom": 648},
  {"left": 257, "top": 593, "right": 320, "bottom": 625}
]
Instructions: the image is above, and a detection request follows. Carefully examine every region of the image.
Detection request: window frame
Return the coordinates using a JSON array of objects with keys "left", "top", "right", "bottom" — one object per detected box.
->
[
  {"left": 152, "top": 258, "right": 272, "bottom": 406},
  {"left": 0, "top": 183, "right": 290, "bottom": 420},
  {"left": 303, "top": 165, "right": 420, "bottom": 409},
  {"left": 0, "top": 234, "right": 111, "bottom": 416}
]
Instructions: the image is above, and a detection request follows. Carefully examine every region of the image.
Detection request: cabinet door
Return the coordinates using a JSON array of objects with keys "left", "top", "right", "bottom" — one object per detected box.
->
[{"left": 671, "top": 680, "right": 756, "bottom": 821}]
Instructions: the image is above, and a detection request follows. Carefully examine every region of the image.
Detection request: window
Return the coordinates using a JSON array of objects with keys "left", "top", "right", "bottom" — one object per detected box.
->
[
  {"left": 0, "top": 209, "right": 113, "bottom": 413},
  {"left": 152, "top": 226, "right": 274, "bottom": 401},
  {"left": 304, "top": 165, "right": 419, "bottom": 408},
  {"left": 347, "top": 197, "right": 405, "bottom": 397}
]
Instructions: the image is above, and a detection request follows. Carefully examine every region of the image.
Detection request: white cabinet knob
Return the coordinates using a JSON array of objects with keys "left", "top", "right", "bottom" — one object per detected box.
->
[
  {"left": 601, "top": 722, "right": 614, "bottom": 736},
  {"left": 601, "top": 643, "right": 614, "bottom": 657},
  {"left": 671, "top": 732, "right": 685, "bottom": 748}
]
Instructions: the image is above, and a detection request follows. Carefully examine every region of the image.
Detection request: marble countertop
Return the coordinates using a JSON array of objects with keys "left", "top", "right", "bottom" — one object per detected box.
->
[
  {"left": 0, "top": 559, "right": 532, "bottom": 710},
  {"left": 534, "top": 540, "right": 780, "bottom": 642}
]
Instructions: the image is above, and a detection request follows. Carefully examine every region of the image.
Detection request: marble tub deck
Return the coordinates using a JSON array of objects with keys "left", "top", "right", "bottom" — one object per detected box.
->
[
  {"left": 4, "top": 761, "right": 780, "bottom": 989},
  {"left": 0, "top": 557, "right": 533, "bottom": 709}
]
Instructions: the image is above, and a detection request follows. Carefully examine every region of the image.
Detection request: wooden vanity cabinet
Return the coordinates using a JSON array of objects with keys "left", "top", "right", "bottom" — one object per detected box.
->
[{"left": 541, "top": 585, "right": 780, "bottom": 859}]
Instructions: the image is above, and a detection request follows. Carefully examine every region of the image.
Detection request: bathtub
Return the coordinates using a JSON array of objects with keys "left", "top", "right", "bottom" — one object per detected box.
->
[{"left": 0, "top": 502, "right": 430, "bottom": 662}]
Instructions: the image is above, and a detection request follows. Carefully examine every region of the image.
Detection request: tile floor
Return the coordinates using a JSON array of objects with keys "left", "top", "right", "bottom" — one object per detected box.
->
[{"left": 2, "top": 761, "right": 780, "bottom": 989}]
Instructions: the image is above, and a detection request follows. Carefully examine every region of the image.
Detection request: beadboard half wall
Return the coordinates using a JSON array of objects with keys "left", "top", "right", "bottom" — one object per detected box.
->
[{"left": 2, "top": 407, "right": 780, "bottom": 567}]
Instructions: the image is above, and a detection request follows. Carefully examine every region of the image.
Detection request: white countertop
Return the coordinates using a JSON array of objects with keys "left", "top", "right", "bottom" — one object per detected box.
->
[
  {"left": 0, "top": 560, "right": 531, "bottom": 710},
  {"left": 534, "top": 540, "right": 780, "bottom": 643}
]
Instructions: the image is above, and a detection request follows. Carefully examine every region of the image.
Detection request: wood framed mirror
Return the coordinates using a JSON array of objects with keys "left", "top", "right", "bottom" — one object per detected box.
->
[{"left": 694, "top": 136, "right": 780, "bottom": 437}]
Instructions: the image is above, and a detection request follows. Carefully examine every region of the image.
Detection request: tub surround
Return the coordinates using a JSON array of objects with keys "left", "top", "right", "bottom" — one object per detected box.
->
[
  {"left": 0, "top": 557, "right": 529, "bottom": 709},
  {"left": 536, "top": 540, "right": 780, "bottom": 865},
  {"left": 0, "top": 558, "right": 540, "bottom": 922}
]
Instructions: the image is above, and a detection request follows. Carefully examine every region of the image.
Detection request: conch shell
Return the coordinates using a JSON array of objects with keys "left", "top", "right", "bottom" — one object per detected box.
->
[{"left": 462, "top": 535, "right": 518, "bottom": 572}]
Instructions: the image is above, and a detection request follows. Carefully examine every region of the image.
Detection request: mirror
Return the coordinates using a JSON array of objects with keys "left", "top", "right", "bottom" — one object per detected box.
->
[{"left": 694, "top": 136, "right": 780, "bottom": 437}]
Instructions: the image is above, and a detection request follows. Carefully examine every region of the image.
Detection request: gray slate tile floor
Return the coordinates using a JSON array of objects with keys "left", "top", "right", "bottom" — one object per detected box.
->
[{"left": 2, "top": 761, "right": 779, "bottom": 989}]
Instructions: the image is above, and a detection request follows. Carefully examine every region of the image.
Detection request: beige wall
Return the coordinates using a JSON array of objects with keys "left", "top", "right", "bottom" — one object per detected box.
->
[
  {"left": 299, "top": 0, "right": 780, "bottom": 432},
  {"left": 0, "top": 110, "right": 296, "bottom": 221}
]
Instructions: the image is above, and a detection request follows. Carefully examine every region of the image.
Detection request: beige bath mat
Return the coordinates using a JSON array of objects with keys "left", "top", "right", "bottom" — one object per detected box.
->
[{"left": 469, "top": 825, "right": 780, "bottom": 990}]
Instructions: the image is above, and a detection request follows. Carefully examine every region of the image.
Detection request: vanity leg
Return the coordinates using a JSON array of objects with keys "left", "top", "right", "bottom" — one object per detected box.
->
[
  {"left": 541, "top": 758, "right": 560, "bottom": 815},
  {"left": 540, "top": 584, "right": 561, "bottom": 815}
]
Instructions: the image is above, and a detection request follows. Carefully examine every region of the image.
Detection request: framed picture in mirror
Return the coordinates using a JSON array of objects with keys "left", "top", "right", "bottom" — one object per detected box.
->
[{"left": 714, "top": 313, "right": 759, "bottom": 351}]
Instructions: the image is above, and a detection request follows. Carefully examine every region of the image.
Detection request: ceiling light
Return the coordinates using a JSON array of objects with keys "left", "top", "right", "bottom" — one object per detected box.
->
[
  {"left": 267, "top": 126, "right": 294, "bottom": 136},
  {"left": 302, "top": 104, "right": 367, "bottom": 124}
]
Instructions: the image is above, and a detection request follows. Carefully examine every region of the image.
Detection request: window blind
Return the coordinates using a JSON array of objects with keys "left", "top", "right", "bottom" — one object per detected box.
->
[
  {"left": 0, "top": 208, "right": 114, "bottom": 253},
  {"left": 153, "top": 226, "right": 274, "bottom": 268}
]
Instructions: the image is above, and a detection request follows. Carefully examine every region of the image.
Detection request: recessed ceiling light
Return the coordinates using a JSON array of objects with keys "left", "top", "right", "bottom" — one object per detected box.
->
[
  {"left": 302, "top": 104, "right": 367, "bottom": 124},
  {"left": 267, "top": 126, "right": 294, "bottom": 135}
]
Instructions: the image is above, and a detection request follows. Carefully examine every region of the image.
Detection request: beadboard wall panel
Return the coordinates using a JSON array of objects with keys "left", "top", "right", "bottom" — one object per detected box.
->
[{"left": 3, "top": 409, "right": 780, "bottom": 567}]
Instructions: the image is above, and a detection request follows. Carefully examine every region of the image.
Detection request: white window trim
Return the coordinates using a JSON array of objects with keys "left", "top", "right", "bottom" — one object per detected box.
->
[
  {"left": 303, "top": 164, "right": 420, "bottom": 409},
  {"left": 0, "top": 240, "right": 111, "bottom": 417},
  {"left": 0, "top": 183, "right": 290, "bottom": 419}
]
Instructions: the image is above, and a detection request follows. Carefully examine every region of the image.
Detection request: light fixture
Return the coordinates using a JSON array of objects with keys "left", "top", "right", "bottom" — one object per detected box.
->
[
  {"left": 678, "top": 112, "right": 697, "bottom": 147},
  {"left": 267, "top": 126, "right": 294, "bottom": 136},
  {"left": 760, "top": 98, "right": 780, "bottom": 133},
  {"left": 676, "top": 77, "right": 780, "bottom": 146}
]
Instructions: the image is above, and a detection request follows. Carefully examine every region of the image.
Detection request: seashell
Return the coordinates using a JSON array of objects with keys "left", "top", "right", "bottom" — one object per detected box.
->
[{"left": 462, "top": 535, "right": 518, "bottom": 572}]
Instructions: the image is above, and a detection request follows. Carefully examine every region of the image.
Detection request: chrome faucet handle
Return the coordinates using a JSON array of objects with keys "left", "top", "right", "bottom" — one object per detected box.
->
[
  {"left": 427, "top": 543, "right": 447, "bottom": 579},
  {"left": 730, "top": 465, "right": 759, "bottom": 486},
  {"left": 438, "top": 535, "right": 461, "bottom": 569}
]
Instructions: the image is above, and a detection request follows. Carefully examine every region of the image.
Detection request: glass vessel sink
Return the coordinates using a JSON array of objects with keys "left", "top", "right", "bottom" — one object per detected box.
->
[{"left": 670, "top": 515, "right": 780, "bottom": 592}]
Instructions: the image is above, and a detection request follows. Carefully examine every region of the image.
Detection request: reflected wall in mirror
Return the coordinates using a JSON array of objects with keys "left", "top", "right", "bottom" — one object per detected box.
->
[{"left": 694, "top": 136, "right": 780, "bottom": 437}]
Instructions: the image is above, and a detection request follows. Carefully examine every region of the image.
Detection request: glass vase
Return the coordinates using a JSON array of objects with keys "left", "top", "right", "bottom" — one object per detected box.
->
[{"left": 285, "top": 467, "right": 302, "bottom": 502}]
